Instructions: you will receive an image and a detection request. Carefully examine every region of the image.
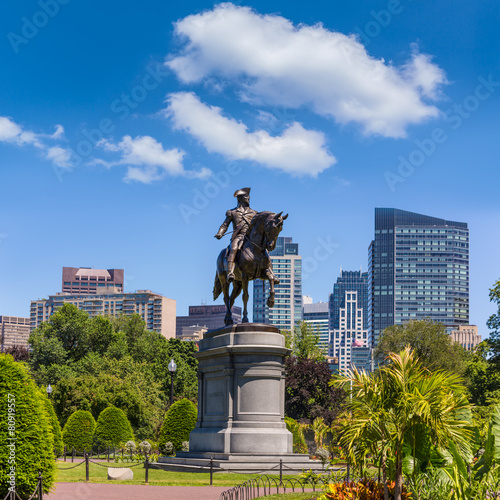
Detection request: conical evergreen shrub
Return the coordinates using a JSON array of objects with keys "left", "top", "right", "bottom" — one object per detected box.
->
[
  {"left": 94, "top": 406, "right": 134, "bottom": 448},
  {"left": 40, "top": 391, "right": 64, "bottom": 456},
  {"left": 0, "top": 354, "right": 55, "bottom": 497},
  {"left": 62, "top": 410, "right": 96, "bottom": 452},
  {"left": 159, "top": 398, "right": 197, "bottom": 452}
]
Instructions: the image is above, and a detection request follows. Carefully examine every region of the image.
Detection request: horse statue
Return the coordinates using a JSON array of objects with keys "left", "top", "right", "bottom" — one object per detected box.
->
[{"left": 213, "top": 211, "right": 288, "bottom": 326}]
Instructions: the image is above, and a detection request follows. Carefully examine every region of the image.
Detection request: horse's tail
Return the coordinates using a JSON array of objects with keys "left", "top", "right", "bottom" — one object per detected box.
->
[{"left": 213, "top": 273, "right": 222, "bottom": 300}]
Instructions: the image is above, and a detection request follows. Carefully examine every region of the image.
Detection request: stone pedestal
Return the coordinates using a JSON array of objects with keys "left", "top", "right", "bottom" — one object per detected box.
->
[
  {"left": 158, "top": 323, "right": 323, "bottom": 473},
  {"left": 189, "top": 323, "right": 292, "bottom": 454}
]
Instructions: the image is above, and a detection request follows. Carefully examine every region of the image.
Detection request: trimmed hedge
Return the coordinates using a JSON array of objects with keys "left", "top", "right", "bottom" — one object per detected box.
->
[
  {"left": 285, "top": 416, "right": 308, "bottom": 454},
  {"left": 159, "top": 399, "right": 197, "bottom": 451},
  {"left": 40, "top": 392, "right": 64, "bottom": 456},
  {"left": 93, "top": 406, "right": 134, "bottom": 448},
  {"left": 0, "top": 354, "right": 55, "bottom": 497},
  {"left": 62, "top": 410, "right": 96, "bottom": 452}
]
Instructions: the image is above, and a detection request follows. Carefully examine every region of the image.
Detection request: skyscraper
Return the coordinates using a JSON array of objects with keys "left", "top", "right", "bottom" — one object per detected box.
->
[
  {"left": 368, "top": 208, "right": 469, "bottom": 348},
  {"left": 62, "top": 267, "right": 124, "bottom": 295},
  {"left": 303, "top": 301, "right": 329, "bottom": 348},
  {"left": 329, "top": 270, "right": 369, "bottom": 372},
  {"left": 253, "top": 236, "right": 302, "bottom": 331}
]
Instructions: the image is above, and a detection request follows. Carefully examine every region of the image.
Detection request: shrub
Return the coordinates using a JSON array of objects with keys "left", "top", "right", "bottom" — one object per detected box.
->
[
  {"left": 285, "top": 416, "right": 308, "bottom": 454},
  {"left": 181, "top": 441, "right": 189, "bottom": 452},
  {"left": 316, "top": 447, "right": 330, "bottom": 467},
  {"left": 319, "top": 479, "right": 411, "bottom": 500},
  {"left": 40, "top": 391, "right": 64, "bottom": 457},
  {"left": 0, "top": 354, "right": 55, "bottom": 497},
  {"left": 158, "top": 398, "right": 197, "bottom": 451},
  {"left": 93, "top": 406, "right": 134, "bottom": 448},
  {"left": 139, "top": 440, "right": 151, "bottom": 454},
  {"left": 62, "top": 410, "right": 96, "bottom": 452},
  {"left": 163, "top": 441, "right": 174, "bottom": 455},
  {"left": 124, "top": 440, "right": 136, "bottom": 454}
]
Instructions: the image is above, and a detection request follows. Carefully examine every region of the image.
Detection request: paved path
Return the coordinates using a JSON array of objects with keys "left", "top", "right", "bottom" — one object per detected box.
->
[{"left": 46, "top": 482, "right": 228, "bottom": 500}]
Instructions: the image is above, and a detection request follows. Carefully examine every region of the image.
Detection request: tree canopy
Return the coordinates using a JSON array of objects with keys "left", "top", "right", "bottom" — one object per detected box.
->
[
  {"left": 332, "top": 347, "right": 472, "bottom": 500},
  {"left": 28, "top": 304, "right": 198, "bottom": 440},
  {"left": 375, "top": 319, "right": 468, "bottom": 374},
  {"left": 283, "top": 321, "right": 326, "bottom": 361}
]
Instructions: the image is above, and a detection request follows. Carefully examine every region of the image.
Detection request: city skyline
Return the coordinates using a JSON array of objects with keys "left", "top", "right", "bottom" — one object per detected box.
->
[{"left": 1, "top": 1, "right": 499, "bottom": 338}]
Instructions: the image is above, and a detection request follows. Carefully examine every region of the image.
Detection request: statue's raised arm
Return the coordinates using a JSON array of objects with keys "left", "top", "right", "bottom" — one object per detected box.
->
[{"left": 213, "top": 187, "right": 288, "bottom": 326}]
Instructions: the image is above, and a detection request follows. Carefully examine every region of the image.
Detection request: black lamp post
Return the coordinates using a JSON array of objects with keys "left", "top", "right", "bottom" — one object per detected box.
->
[
  {"left": 168, "top": 359, "right": 177, "bottom": 407},
  {"left": 46, "top": 384, "right": 53, "bottom": 398}
]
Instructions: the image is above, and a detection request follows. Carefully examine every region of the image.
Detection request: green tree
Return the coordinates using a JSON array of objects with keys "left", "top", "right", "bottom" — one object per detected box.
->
[
  {"left": 159, "top": 398, "right": 197, "bottom": 451},
  {"left": 465, "top": 342, "right": 500, "bottom": 406},
  {"left": 93, "top": 406, "right": 134, "bottom": 448},
  {"left": 332, "top": 348, "right": 472, "bottom": 500},
  {"left": 285, "top": 356, "right": 344, "bottom": 425},
  {"left": 375, "top": 319, "right": 468, "bottom": 374},
  {"left": 0, "top": 354, "right": 55, "bottom": 497},
  {"left": 62, "top": 410, "right": 96, "bottom": 452},
  {"left": 40, "top": 391, "right": 64, "bottom": 456},
  {"left": 283, "top": 321, "right": 326, "bottom": 361},
  {"left": 487, "top": 279, "right": 500, "bottom": 362}
]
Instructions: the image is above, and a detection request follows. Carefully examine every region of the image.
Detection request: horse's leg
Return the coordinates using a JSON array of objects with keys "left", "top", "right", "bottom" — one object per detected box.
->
[
  {"left": 229, "top": 281, "right": 242, "bottom": 311},
  {"left": 221, "top": 275, "right": 233, "bottom": 326},
  {"left": 242, "top": 275, "right": 250, "bottom": 323},
  {"left": 265, "top": 269, "right": 275, "bottom": 308}
]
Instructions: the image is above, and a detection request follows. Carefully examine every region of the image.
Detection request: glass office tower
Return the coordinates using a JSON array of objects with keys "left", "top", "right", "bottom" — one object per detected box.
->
[
  {"left": 368, "top": 208, "right": 469, "bottom": 347},
  {"left": 253, "top": 236, "right": 302, "bottom": 331}
]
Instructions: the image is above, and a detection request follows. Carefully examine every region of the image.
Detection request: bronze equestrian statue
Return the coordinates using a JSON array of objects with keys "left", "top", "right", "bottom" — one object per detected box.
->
[{"left": 213, "top": 187, "right": 288, "bottom": 325}]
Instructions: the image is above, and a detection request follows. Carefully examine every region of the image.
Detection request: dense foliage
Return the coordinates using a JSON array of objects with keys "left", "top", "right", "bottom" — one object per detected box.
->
[
  {"left": 3, "top": 345, "right": 29, "bottom": 362},
  {"left": 40, "top": 391, "right": 64, "bottom": 456},
  {"left": 283, "top": 321, "right": 326, "bottom": 361},
  {"left": 375, "top": 319, "right": 468, "bottom": 374},
  {"left": 159, "top": 398, "right": 197, "bottom": 451},
  {"left": 93, "top": 406, "right": 134, "bottom": 448},
  {"left": 62, "top": 410, "right": 96, "bottom": 452},
  {"left": 284, "top": 417, "right": 307, "bottom": 454},
  {"left": 29, "top": 304, "right": 198, "bottom": 440},
  {"left": 0, "top": 354, "right": 55, "bottom": 497},
  {"left": 285, "top": 357, "right": 345, "bottom": 426},
  {"left": 332, "top": 348, "right": 472, "bottom": 500}
]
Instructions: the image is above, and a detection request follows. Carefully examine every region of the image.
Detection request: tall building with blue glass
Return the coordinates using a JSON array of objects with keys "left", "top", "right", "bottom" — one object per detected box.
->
[
  {"left": 368, "top": 208, "right": 469, "bottom": 348},
  {"left": 252, "top": 236, "right": 302, "bottom": 331}
]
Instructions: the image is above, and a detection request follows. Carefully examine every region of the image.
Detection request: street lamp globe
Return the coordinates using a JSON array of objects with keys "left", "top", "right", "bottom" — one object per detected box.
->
[
  {"left": 46, "top": 384, "right": 53, "bottom": 396},
  {"left": 168, "top": 359, "right": 177, "bottom": 373}
]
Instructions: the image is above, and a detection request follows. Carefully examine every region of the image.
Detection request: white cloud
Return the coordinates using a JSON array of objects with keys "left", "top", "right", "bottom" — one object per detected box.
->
[
  {"left": 167, "top": 3, "right": 447, "bottom": 138},
  {"left": 167, "top": 92, "right": 335, "bottom": 176},
  {"left": 0, "top": 116, "right": 72, "bottom": 166},
  {"left": 99, "top": 135, "right": 211, "bottom": 183},
  {"left": 45, "top": 146, "right": 72, "bottom": 167}
]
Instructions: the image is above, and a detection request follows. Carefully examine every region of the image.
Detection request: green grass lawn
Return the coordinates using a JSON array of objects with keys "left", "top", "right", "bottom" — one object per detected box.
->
[{"left": 55, "top": 460, "right": 300, "bottom": 487}]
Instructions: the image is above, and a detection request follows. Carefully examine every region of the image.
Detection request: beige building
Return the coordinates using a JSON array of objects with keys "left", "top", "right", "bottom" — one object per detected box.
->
[
  {"left": 450, "top": 325, "right": 482, "bottom": 351},
  {"left": 0, "top": 316, "right": 30, "bottom": 351},
  {"left": 31, "top": 289, "right": 176, "bottom": 339},
  {"left": 179, "top": 325, "right": 207, "bottom": 342}
]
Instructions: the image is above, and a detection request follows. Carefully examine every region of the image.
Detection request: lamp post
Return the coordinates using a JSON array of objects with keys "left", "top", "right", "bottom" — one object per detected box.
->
[
  {"left": 168, "top": 359, "right": 177, "bottom": 407},
  {"left": 46, "top": 384, "right": 53, "bottom": 398}
]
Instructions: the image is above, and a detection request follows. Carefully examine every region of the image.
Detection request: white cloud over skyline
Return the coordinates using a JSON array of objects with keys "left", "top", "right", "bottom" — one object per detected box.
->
[
  {"left": 167, "top": 3, "right": 447, "bottom": 138},
  {"left": 166, "top": 92, "right": 336, "bottom": 176},
  {"left": 0, "top": 116, "right": 71, "bottom": 167},
  {"left": 98, "top": 135, "right": 212, "bottom": 183}
]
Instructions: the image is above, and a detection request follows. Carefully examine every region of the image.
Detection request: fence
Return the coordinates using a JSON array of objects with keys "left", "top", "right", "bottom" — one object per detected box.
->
[
  {"left": 57, "top": 445, "right": 160, "bottom": 463},
  {"left": 218, "top": 467, "right": 353, "bottom": 500},
  {"left": 2, "top": 472, "right": 43, "bottom": 500}
]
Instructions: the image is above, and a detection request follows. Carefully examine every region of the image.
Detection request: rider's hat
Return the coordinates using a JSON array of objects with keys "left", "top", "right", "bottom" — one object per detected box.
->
[{"left": 234, "top": 187, "right": 251, "bottom": 197}]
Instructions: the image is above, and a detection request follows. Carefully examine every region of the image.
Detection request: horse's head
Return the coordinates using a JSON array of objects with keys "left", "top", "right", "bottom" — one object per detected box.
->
[{"left": 264, "top": 211, "right": 288, "bottom": 251}]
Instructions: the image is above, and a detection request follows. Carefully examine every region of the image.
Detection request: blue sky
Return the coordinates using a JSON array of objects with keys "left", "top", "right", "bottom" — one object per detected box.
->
[{"left": 1, "top": 0, "right": 499, "bottom": 337}]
